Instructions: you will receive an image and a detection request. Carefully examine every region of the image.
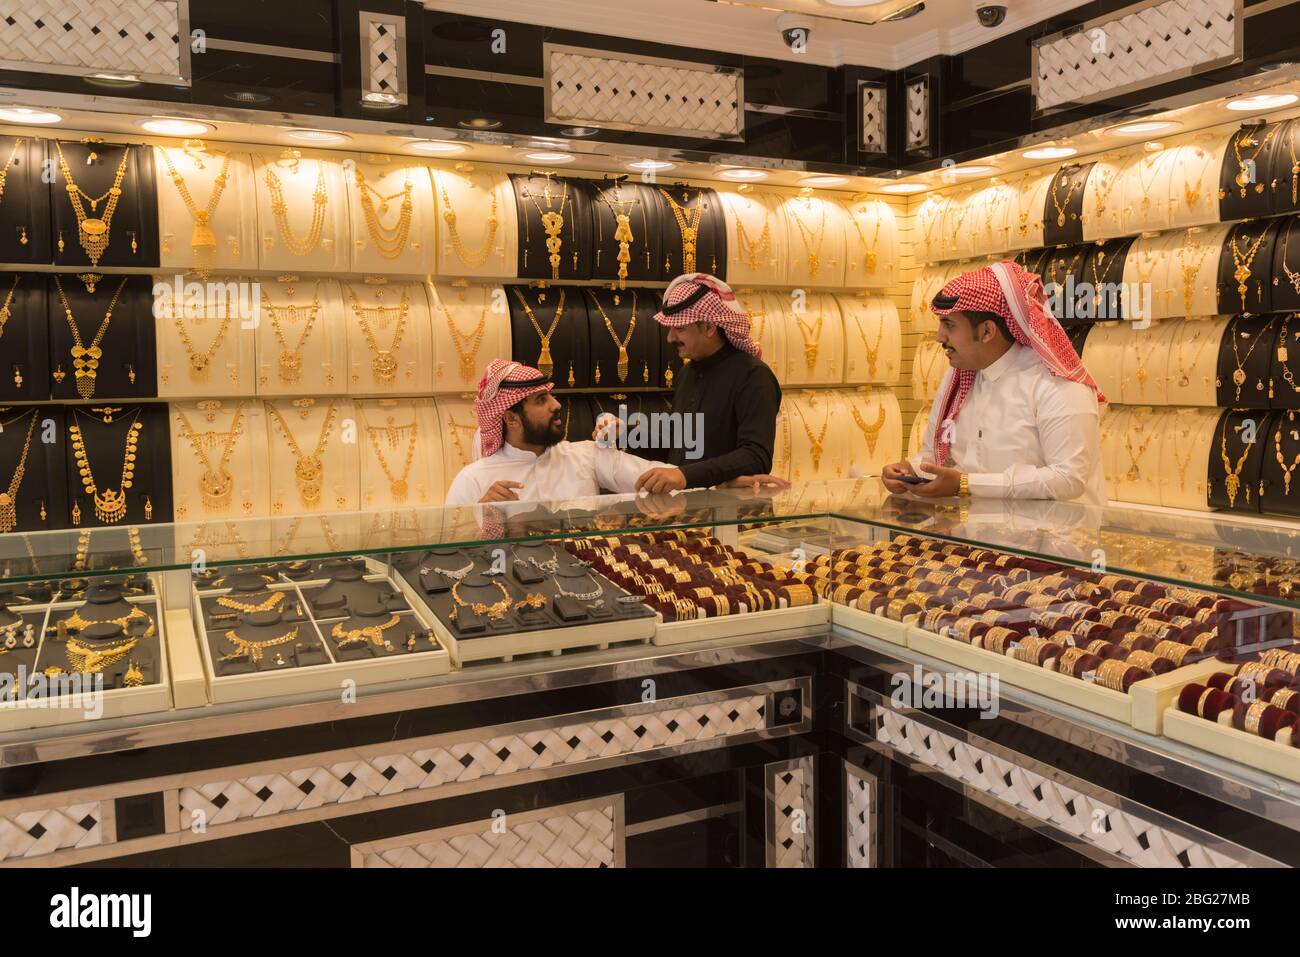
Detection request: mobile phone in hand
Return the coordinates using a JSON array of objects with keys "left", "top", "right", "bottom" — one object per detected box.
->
[{"left": 897, "top": 473, "right": 930, "bottom": 486}]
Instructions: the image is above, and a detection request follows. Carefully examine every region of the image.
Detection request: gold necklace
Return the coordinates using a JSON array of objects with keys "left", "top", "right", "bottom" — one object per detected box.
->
[
  {"left": 176, "top": 404, "right": 244, "bottom": 511},
  {"left": 917, "top": 340, "right": 943, "bottom": 394},
  {"left": 265, "top": 284, "right": 321, "bottom": 385},
  {"left": 595, "top": 189, "right": 643, "bottom": 288},
  {"left": 1171, "top": 323, "right": 1213, "bottom": 389},
  {"left": 439, "top": 179, "right": 499, "bottom": 268},
  {"left": 1228, "top": 315, "right": 1276, "bottom": 401},
  {"left": 1178, "top": 147, "right": 1207, "bottom": 211},
  {"left": 0, "top": 409, "right": 37, "bottom": 534},
  {"left": 438, "top": 297, "right": 488, "bottom": 384},
  {"left": 54, "top": 275, "right": 129, "bottom": 400},
  {"left": 0, "top": 274, "right": 18, "bottom": 341},
  {"left": 221, "top": 626, "right": 298, "bottom": 664},
  {"left": 842, "top": 199, "right": 882, "bottom": 270},
  {"left": 1133, "top": 151, "right": 1171, "bottom": 213},
  {"left": 331, "top": 614, "right": 401, "bottom": 651},
  {"left": 1123, "top": 414, "right": 1154, "bottom": 481},
  {"left": 735, "top": 204, "right": 772, "bottom": 271},
  {"left": 1280, "top": 219, "right": 1300, "bottom": 295},
  {"left": 265, "top": 160, "right": 328, "bottom": 256},
  {"left": 450, "top": 580, "right": 511, "bottom": 622},
  {"left": 1220, "top": 416, "right": 1254, "bottom": 509},
  {"left": 268, "top": 402, "right": 336, "bottom": 507},
  {"left": 1171, "top": 417, "right": 1196, "bottom": 491},
  {"left": 588, "top": 290, "right": 637, "bottom": 384},
  {"left": 216, "top": 591, "right": 287, "bottom": 614},
  {"left": 1230, "top": 224, "right": 1270, "bottom": 313},
  {"left": 792, "top": 399, "right": 830, "bottom": 473},
  {"left": 347, "top": 287, "right": 409, "bottom": 385},
  {"left": 512, "top": 287, "right": 565, "bottom": 377},
  {"left": 1278, "top": 313, "right": 1300, "bottom": 399},
  {"left": 354, "top": 166, "right": 413, "bottom": 258},
  {"left": 55, "top": 142, "right": 129, "bottom": 267},
  {"left": 66, "top": 634, "right": 139, "bottom": 674},
  {"left": 1090, "top": 244, "right": 1122, "bottom": 311},
  {"left": 1232, "top": 125, "right": 1278, "bottom": 197},
  {"left": 159, "top": 148, "right": 231, "bottom": 277},
  {"left": 169, "top": 295, "right": 233, "bottom": 381},
  {"left": 1277, "top": 414, "right": 1300, "bottom": 495},
  {"left": 794, "top": 311, "right": 823, "bottom": 373},
  {"left": 852, "top": 312, "right": 885, "bottom": 377},
  {"left": 1179, "top": 231, "right": 1211, "bottom": 316},
  {"left": 0, "top": 137, "right": 21, "bottom": 206},
  {"left": 520, "top": 176, "right": 570, "bottom": 278},
  {"left": 659, "top": 187, "right": 704, "bottom": 273},
  {"left": 1088, "top": 163, "right": 1120, "bottom": 220},
  {"left": 446, "top": 414, "right": 477, "bottom": 468},
  {"left": 791, "top": 200, "right": 827, "bottom": 279},
  {"left": 1284, "top": 123, "right": 1300, "bottom": 205},
  {"left": 69, "top": 408, "right": 142, "bottom": 524},
  {"left": 1129, "top": 333, "right": 1163, "bottom": 397},
  {"left": 849, "top": 399, "right": 886, "bottom": 454},
  {"left": 366, "top": 418, "right": 417, "bottom": 502},
  {"left": 1050, "top": 167, "right": 1082, "bottom": 227}
]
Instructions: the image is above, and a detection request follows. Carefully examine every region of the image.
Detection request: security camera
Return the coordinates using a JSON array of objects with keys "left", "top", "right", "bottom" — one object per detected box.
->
[
  {"left": 777, "top": 14, "right": 812, "bottom": 50},
  {"left": 972, "top": 0, "right": 1007, "bottom": 27}
]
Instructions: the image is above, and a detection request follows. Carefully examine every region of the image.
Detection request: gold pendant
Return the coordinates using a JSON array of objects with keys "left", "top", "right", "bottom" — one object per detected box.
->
[
  {"left": 296, "top": 455, "right": 323, "bottom": 505},
  {"left": 372, "top": 351, "right": 398, "bottom": 384},
  {"left": 567, "top": 362, "right": 575, "bottom": 387},
  {"left": 594, "top": 363, "right": 601, "bottom": 385},
  {"left": 617, "top": 347, "right": 629, "bottom": 383},
  {"left": 1179, "top": 375, "right": 1189, "bottom": 388},
  {"left": 391, "top": 478, "right": 408, "bottom": 502},
  {"left": 72, "top": 501, "right": 81, "bottom": 526},
  {"left": 665, "top": 365, "right": 674, "bottom": 387},
  {"left": 536, "top": 344, "right": 553, "bottom": 378},
  {"left": 144, "top": 496, "right": 153, "bottom": 521},
  {"left": 1056, "top": 213, "right": 1065, "bottom": 227},
  {"left": 643, "top": 361, "right": 649, "bottom": 384},
  {"left": 279, "top": 350, "right": 303, "bottom": 384},
  {"left": 53, "top": 365, "right": 65, "bottom": 384},
  {"left": 1226, "top": 473, "right": 1240, "bottom": 508},
  {"left": 1234, "top": 367, "right": 1247, "bottom": 387}
]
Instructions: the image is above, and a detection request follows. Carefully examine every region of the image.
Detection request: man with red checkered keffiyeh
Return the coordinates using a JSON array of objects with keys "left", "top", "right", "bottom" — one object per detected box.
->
[
  {"left": 444, "top": 359, "right": 667, "bottom": 507},
  {"left": 881, "top": 260, "right": 1107, "bottom": 507}
]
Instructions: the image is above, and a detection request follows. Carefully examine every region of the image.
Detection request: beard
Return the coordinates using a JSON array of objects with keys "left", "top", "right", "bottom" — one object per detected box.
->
[{"left": 522, "top": 410, "right": 564, "bottom": 448}]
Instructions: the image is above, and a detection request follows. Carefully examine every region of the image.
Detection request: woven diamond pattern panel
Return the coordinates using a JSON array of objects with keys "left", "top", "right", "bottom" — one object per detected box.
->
[
  {"left": 367, "top": 19, "right": 399, "bottom": 96},
  {"left": 0, "top": 802, "right": 103, "bottom": 862},
  {"left": 906, "top": 78, "right": 929, "bottom": 150},
  {"left": 1035, "top": 0, "right": 1236, "bottom": 110},
  {"left": 861, "top": 85, "right": 887, "bottom": 153},
  {"left": 547, "top": 47, "right": 742, "bottom": 138},
  {"left": 875, "top": 708, "right": 1245, "bottom": 867},
  {"left": 770, "top": 758, "right": 812, "bottom": 868},
  {"left": 0, "top": 0, "right": 183, "bottom": 80},
  {"left": 178, "top": 695, "right": 766, "bottom": 827},
  {"left": 845, "top": 765, "right": 872, "bottom": 868},
  {"left": 361, "top": 804, "right": 617, "bottom": 868}
]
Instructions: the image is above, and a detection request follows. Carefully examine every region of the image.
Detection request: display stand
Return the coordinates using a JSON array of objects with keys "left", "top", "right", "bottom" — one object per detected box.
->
[
  {"left": 250, "top": 149, "right": 350, "bottom": 272},
  {"left": 154, "top": 144, "right": 256, "bottom": 276},
  {"left": 343, "top": 154, "right": 435, "bottom": 274},
  {"left": 254, "top": 276, "right": 348, "bottom": 396},
  {"left": 341, "top": 279, "right": 435, "bottom": 394},
  {"left": 169, "top": 400, "right": 270, "bottom": 522}
]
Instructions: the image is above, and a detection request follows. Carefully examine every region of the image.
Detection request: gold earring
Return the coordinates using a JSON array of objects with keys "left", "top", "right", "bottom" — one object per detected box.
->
[
  {"left": 144, "top": 496, "right": 153, "bottom": 521},
  {"left": 71, "top": 501, "right": 81, "bottom": 526},
  {"left": 127, "top": 364, "right": 136, "bottom": 385},
  {"left": 39, "top": 500, "right": 46, "bottom": 523},
  {"left": 124, "top": 660, "right": 143, "bottom": 687}
]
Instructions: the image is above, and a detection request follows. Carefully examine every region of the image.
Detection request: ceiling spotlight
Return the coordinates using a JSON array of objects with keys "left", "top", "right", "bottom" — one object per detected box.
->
[
  {"left": 225, "top": 91, "right": 273, "bottom": 105},
  {"left": 561, "top": 126, "right": 600, "bottom": 137},
  {"left": 802, "top": 174, "right": 849, "bottom": 187},
  {"left": 408, "top": 140, "right": 465, "bottom": 155},
  {"left": 951, "top": 164, "right": 994, "bottom": 176},
  {"left": 1109, "top": 119, "right": 1180, "bottom": 136},
  {"left": 362, "top": 92, "right": 402, "bottom": 109},
  {"left": 719, "top": 168, "right": 767, "bottom": 181},
  {"left": 459, "top": 117, "right": 502, "bottom": 130},
  {"left": 880, "top": 182, "right": 925, "bottom": 194},
  {"left": 1022, "top": 145, "right": 1077, "bottom": 160},
  {"left": 1226, "top": 92, "right": 1298, "bottom": 111},
  {"left": 141, "top": 118, "right": 214, "bottom": 137},
  {"left": 0, "top": 107, "right": 62, "bottom": 125},
  {"left": 86, "top": 73, "right": 142, "bottom": 89},
  {"left": 628, "top": 159, "right": 674, "bottom": 172},
  {"left": 524, "top": 151, "right": 574, "bottom": 163},
  {"left": 286, "top": 128, "right": 351, "bottom": 144}
]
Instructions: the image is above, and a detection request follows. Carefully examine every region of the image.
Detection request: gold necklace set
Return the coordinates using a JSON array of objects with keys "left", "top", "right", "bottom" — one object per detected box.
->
[
  {"left": 1179, "top": 231, "right": 1211, "bottom": 316},
  {"left": 1232, "top": 125, "right": 1277, "bottom": 198},
  {"left": 354, "top": 166, "right": 413, "bottom": 258},
  {"left": 0, "top": 409, "right": 37, "bottom": 534},
  {"left": 177, "top": 404, "right": 244, "bottom": 511},
  {"left": 439, "top": 178, "right": 499, "bottom": 268},
  {"left": 735, "top": 202, "right": 773, "bottom": 271},
  {"left": 347, "top": 287, "right": 409, "bottom": 385},
  {"left": 1224, "top": 316, "right": 1277, "bottom": 401},
  {"left": 1276, "top": 413, "right": 1300, "bottom": 496},
  {"left": 1123, "top": 411, "right": 1154, "bottom": 482},
  {"left": 917, "top": 341, "right": 944, "bottom": 395},
  {"left": 794, "top": 311, "right": 823, "bottom": 373},
  {"left": 1220, "top": 416, "right": 1255, "bottom": 509},
  {"left": 842, "top": 199, "right": 883, "bottom": 271},
  {"left": 56, "top": 142, "right": 129, "bottom": 267},
  {"left": 1230, "top": 223, "right": 1270, "bottom": 313},
  {"left": 69, "top": 408, "right": 143, "bottom": 524},
  {"left": 66, "top": 633, "right": 140, "bottom": 674},
  {"left": 849, "top": 398, "right": 886, "bottom": 454},
  {"left": 332, "top": 614, "right": 401, "bottom": 652},
  {"left": 160, "top": 147, "right": 231, "bottom": 277},
  {"left": 852, "top": 311, "right": 885, "bottom": 377},
  {"left": 791, "top": 199, "right": 828, "bottom": 279},
  {"left": 437, "top": 296, "right": 488, "bottom": 384},
  {"left": 520, "top": 174, "right": 571, "bottom": 278},
  {"left": 1171, "top": 323, "right": 1213, "bottom": 389},
  {"left": 0, "top": 137, "right": 22, "bottom": 207},
  {"left": 366, "top": 416, "right": 418, "bottom": 502},
  {"left": 588, "top": 290, "right": 637, "bottom": 384},
  {"left": 265, "top": 282, "right": 321, "bottom": 385},
  {"left": 659, "top": 187, "right": 704, "bottom": 274},
  {"left": 216, "top": 590, "right": 286, "bottom": 614},
  {"left": 54, "top": 275, "right": 129, "bottom": 399},
  {"left": 168, "top": 291, "right": 232, "bottom": 382},
  {"left": 594, "top": 187, "right": 646, "bottom": 287},
  {"left": 265, "top": 159, "right": 328, "bottom": 256},
  {"left": 1049, "top": 167, "right": 1081, "bottom": 227},
  {"left": 1279, "top": 219, "right": 1300, "bottom": 295},
  {"left": 513, "top": 287, "right": 565, "bottom": 378},
  {"left": 268, "top": 402, "right": 336, "bottom": 507},
  {"left": 221, "top": 626, "right": 298, "bottom": 664},
  {"left": 1133, "top": 151, "right": 1171, "bottom": 214},
  {"left": 1178, "top": 148, "right": 1207, "bottom": 211}
]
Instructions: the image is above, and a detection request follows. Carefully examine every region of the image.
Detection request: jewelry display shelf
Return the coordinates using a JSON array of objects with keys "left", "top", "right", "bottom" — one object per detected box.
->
[
  {"left": 187, "top": 557, "right": 450, "bottom": 705},
  {"left": 652, "top": 600, "right": 829, "bottom": 647},
  {"left": 829, "top": 601, "right": 909, "bottom": 647},
  {"left": 1163, "top": 705, "right": 1300, "bottom": 785},
  {"left": 0, "top": 591, "right": 173, "bottom": 732}
]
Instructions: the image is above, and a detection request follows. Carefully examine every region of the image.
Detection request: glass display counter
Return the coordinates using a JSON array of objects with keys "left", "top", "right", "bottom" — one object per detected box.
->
[{"left": 2, "top": 481, "right": 1300, "bottom": 867}]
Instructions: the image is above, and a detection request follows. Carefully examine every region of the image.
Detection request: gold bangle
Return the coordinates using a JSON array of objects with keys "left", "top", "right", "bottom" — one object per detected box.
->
[
  {"left": 1245, "top": 699, "right": 1270, "bottom": 736},
  {"left": 1095, "top": 658, "right": 1131, "bottom": 691},
  {"left": 1197, "top": 686, "right": 1217, "bottom": 717},
  {"left": 1271, "top": 688, "right": 1298, "bottom": 710}
]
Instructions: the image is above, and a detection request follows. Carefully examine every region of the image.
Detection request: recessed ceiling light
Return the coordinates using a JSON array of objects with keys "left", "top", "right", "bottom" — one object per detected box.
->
[
  {"left": 561, "top": 126, "right": 600, "bottom": 137},
  {"left": 1022, "top": 145, "right": 1077, "bottom": 160},
  {"left": 286, "top": 128, "right": 351, "bottom": 144},
  {"left": 0, "top": 107, "right": 61, "bottom": 125},
  {"left": 459, "top": 117, "right": 502, "bottom": 130},
  {"left": 1109, "top": 119, "right": 1180, "bottom": 136},
  {"left": 86, "top": 73, "right": 141, "bottom": 89},
  {"left": 628, "top": 159, "right": 674, "bottom": 172},
  {"left": 407, "top": 140, "right": 465, "bottom": 155},
  {"left": 361, "top": 92, "right": 402, "bottom": 109},
  {"left": 881, "top": 182, "right": 925, "bottom": 194},
  {"left": 802, "top": 174, "right": 849, "bottom": 187},
  {"left": 524, "top": 151, "right": 573, "bottom": 163},
  {"left": 719, "top": 168, "right": 767, "bottom": 181},
  {"left": 141, "top": 118, "right": 214, "bottom": 136},
  {"left": 225, "top": 91, "right": 273, "bottom": 105},
  {"left": 951, "top": 164, "right": 994, "bottom": 176},
  {"left": 1226, "top": 93, "right": 1298, "bottom": 111}
]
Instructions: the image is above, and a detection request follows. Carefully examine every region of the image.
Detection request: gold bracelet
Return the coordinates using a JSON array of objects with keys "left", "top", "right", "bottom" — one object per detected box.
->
[
  {"left": 1245, "top": 699, "right": 1270, "bottom": 736},
  {"left": 958, "top": 472, "right": 970, "bottom": 497},
  {"left": 1094, "top": 658, "right": 1132, "bottom": 691},
  {"left": 1197, "top": 686, "right": 1217, "bottom": 717}
]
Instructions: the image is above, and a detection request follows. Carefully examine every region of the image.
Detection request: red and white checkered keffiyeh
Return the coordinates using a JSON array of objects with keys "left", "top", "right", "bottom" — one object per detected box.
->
[
  {"left": 652, "top": 273, "right": 761, "bottom": 358},
  {"left": 472, "top": 359, "right": 554, "bottom": 459},
  {"left": 929, "top": 260, "right": 1105, "bottom": 466}
]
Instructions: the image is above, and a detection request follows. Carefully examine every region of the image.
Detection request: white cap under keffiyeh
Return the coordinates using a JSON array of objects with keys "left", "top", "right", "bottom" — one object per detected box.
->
[
  {"left": 472, "top": 359, "right": 553, "bottom": 459},
  {"left": 653, "top": 273, "right": 761, "bottom": 358}
]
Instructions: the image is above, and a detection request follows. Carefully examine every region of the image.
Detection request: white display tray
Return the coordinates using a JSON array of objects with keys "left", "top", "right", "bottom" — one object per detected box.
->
[
  {"left": 830, "top": 601, "right": 909, "bottom": 647},
  {"left": 1164, "top": 708, "right": 1300, "bottom": 784},
  {"left": 0, "top": 590, "right": 173, "bottom": 732},
  {"left": 653, "top": 601, "right": 829, "bottom": 647},
  {"left": 193, "top": 559, "right": 450, "bottom": 705}
]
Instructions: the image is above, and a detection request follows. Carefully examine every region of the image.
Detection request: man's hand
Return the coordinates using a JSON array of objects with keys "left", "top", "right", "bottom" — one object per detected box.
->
[
  {"left": 635, "top": 467, "right": 687, "bottom": 494},
  {"left": 909, "top": 461, "right": 963, "bottom": 498},
  {"left": 881, "top": 461, "right": 919, "bottom": 495},
  {"left": 720, "top": 474, "right": 792, "bottom": 490},
  {"left": 479, "top": 480, "right": 523, "bottom": 503}
]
